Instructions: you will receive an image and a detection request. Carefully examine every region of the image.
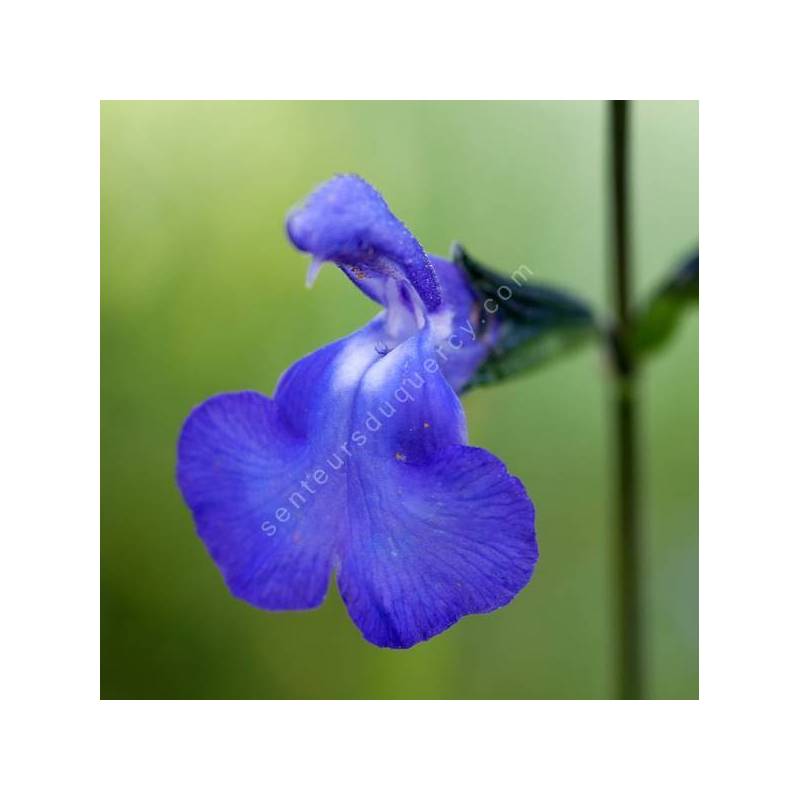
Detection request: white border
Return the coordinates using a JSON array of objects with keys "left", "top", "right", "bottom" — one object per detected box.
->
[{"left": 2, "top": 1, "right": 799, "bottom": 796}]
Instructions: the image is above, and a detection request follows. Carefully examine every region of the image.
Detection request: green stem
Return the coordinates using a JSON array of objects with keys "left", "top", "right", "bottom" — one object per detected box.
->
[{"left": 609, "top": 100, "right": 642, "bottom": 699}]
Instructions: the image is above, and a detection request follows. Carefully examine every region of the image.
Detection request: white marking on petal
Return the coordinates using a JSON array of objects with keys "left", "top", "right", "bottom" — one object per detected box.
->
[
  {"left": 332, "top": 335, "right": 379, "bottom": 391},
  {"left": 429, "top": 307, "right": 454, "bottom": 341},
  {"left": 361, "top": 350, "right": 397, "bottom": 394}
]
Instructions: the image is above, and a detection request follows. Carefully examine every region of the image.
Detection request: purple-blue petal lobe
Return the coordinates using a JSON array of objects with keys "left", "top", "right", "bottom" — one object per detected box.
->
[
  {"left": 338, "top": 445, "right": 537, "bottom": 648},
  {"left": 428, "top": 256, "right": 500, "bottom": 393},
  {"left": 286, "top": 174, "right": 442, "bottom": 313},
  {"left": 177, "top": 320, "right": 538, "bottom": 645},
  {"left": 177, "top": 391, "right": 341, "bottom": 610}
]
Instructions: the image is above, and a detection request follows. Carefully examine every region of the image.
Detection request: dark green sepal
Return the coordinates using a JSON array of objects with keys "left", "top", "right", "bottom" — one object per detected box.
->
[{"left": 451, "top": 243, "right": 599, "bottom": 389}]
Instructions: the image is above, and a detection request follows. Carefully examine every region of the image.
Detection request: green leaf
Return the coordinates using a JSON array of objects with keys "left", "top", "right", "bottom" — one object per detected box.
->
[
  {"left": 632, "top": 250, "right": 698, "bottom": 357},
  {"left": 451, "top": 243, "right": 599, "bottom": 389}
]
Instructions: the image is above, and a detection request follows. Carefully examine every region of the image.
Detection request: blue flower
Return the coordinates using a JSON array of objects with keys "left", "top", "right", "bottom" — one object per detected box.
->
[{"left": 177, "top": 175, "right": 538, "bottom": 648}]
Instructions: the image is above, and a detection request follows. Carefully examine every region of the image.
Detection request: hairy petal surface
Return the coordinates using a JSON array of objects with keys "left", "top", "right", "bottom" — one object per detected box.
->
[{"left": 286, "top": 174, "right": 442, "bottom": 313}]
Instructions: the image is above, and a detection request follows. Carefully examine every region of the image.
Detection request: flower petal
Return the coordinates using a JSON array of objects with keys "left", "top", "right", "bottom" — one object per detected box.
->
[
  {"left": 428, "top": 256, "right": 500, "bottom": 393},
  {"left": 337, "top": 444, "right": 538, "bottom": 649},
  {"left": 178, "top": 318, "right": 537, "bottom": 642},
  {"left": 330, "top": 325, "right": 537, "bottom": 648},
  {"left": 286, "top": 174, "right": 442, "bottom": 313},
  {"left": 177, "top": 391, "right": 343, "bottom": 610}
]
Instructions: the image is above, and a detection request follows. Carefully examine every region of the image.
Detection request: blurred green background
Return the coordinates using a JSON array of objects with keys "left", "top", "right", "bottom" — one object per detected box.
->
[{"left": 101, "top": 101, "right": 698, "bottom": 699}]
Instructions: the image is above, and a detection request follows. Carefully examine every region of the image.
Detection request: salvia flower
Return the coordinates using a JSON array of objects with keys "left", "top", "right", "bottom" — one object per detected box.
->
[{"left": 177, "top": 175, "right": 538, "bottom": 648}]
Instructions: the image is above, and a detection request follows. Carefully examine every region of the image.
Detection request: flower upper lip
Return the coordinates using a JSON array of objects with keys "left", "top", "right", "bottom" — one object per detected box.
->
[{"left": 286, "top": 173, "right": 443, "bottom": 313}]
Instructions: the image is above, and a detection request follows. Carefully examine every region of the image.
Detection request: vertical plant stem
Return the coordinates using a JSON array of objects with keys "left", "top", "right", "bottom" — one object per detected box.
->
[{"left": 609, "top": 100, "right": 642, "bottom": 699}]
